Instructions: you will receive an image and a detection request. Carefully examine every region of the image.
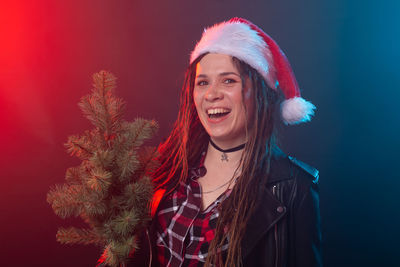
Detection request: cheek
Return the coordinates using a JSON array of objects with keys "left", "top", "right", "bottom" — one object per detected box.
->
[
  {"left": 243, "top": 88, "right": 255, "bottom": 120},
  {"left": 193, "top": 90, "right": 204, "bottom": 118},
  {"left": 244, "top": 87, "right": 252, "bottom": 100},
  {"left": 193, "top": 90, "right": 200, "bottom": 109}
]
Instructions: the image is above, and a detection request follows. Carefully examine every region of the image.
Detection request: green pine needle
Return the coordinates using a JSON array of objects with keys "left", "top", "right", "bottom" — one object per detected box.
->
[
  {"left": 57, "top": 227, "right": 103, "bottom": 245},
  {"left": 47, "top": 184, "right": 85, "bottom": 219}
]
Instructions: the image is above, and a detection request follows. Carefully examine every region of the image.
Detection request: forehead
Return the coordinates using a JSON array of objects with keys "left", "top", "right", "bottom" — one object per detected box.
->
[{"left": 195, "top": 53, "right": 239, "bottom": 76}]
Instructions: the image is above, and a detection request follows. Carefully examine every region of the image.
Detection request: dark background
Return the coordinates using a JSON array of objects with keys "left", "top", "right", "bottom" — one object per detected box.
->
[{"left": 1, "top": 0, "right": 399, "bottom": 266}]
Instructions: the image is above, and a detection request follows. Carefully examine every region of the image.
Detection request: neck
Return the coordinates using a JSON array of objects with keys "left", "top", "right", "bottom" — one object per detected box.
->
[
  {"left": 209, "top": 138, "right": 246, "bottom": 151},
  {"left": 209, "top": 139, "right": 246, "bottom": 153},
  {"left": 205, "top": 139, "right": 245, "bottom": 166}
]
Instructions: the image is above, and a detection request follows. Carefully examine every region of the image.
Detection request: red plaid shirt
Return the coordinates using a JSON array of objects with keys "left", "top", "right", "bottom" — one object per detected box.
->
[{"left": 155, "top": 157, "right": 231, "bottom": 267}]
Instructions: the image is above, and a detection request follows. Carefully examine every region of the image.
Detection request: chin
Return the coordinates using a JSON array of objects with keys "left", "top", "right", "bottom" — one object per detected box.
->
[
  {"left": 209, "top": 133, "right": 244, "bottom": 144},
  {"left": 205, "top": 128, "right": 230, "bottom": 140}
]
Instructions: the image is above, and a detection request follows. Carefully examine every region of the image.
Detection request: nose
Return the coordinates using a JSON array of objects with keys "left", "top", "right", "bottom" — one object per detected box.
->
[{"left": 205, "top": 83, "right": 223, "bottom": 102}]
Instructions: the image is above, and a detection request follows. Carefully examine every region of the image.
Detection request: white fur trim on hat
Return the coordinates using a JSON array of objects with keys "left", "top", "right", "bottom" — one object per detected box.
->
[
  {"left": 190, "top": 21, "right": 277, "bottom": 90},
  {"left": 281, "top": 97, "right": 316, "bottom": 125}
]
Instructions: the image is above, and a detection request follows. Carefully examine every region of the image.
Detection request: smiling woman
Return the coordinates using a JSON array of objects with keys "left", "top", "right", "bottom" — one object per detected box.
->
[{"left": 98, "top": 17, "right": 321, "bottom": 267}]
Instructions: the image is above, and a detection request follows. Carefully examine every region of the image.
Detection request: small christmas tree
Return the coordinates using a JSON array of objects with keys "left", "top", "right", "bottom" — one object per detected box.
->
[{"left": 47, "top": 70, "right": 158, "bottom": 266}]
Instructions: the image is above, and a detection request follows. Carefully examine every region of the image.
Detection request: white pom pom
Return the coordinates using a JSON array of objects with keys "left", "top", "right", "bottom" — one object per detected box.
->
[{"left": 281, "top": 97, "right": 316, "bottom": 125}]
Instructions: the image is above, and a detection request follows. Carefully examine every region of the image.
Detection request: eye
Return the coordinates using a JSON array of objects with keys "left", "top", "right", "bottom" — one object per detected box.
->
[
  {"left": 196, "top": 80, "right": 208, "bottom": 86},
  {"left": 223, "top": 78, "right": 237, "bottom": 84}
]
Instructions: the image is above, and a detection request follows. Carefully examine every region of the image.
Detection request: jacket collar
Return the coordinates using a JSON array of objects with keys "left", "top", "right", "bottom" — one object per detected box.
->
[{"left": 266, "top": 149, "right": 292, "bottom": 184}]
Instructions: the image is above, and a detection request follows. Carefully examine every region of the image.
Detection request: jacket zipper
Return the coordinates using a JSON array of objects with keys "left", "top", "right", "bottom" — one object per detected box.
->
[{"left": 272, "top": 185, "right": 279, "bottom": 267}]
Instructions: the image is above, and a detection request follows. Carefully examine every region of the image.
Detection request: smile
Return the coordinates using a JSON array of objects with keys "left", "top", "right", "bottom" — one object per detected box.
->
[{"left": 207, "top": 108, "right": 231, "bottom": 119}]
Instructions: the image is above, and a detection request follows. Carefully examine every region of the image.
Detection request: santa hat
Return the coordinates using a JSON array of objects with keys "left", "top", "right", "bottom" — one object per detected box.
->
[{"left": 190, "top": 17, "right": 316, "bottom": 125}]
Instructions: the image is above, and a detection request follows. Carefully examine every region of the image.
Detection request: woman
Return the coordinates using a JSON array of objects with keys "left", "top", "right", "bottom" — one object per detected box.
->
[{"left": 101, "top": 17, "right": 322, "bottom": 267}]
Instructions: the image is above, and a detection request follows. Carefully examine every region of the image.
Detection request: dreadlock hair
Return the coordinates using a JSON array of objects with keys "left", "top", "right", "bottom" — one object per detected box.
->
[{"left": 153, "top": 53, "right": 281, "bottom": 267}]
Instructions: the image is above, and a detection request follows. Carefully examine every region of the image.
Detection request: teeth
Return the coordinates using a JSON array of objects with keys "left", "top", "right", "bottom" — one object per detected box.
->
[{"left": 207, "top": 108, "right": 230, "bottom": 115}]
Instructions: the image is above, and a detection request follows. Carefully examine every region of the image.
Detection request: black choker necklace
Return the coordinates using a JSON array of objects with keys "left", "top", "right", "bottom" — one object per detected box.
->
[{"left": 209, "top": 139, "right": 246, "bottom": 162}]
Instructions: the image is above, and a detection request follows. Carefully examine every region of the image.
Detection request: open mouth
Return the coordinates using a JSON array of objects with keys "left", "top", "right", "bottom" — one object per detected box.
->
[{"left": 207, "top": 108, "right": 231, "bottom": 119}]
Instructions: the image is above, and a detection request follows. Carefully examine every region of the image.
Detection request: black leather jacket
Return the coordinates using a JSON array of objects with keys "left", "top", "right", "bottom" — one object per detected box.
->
[
  {"left": 98, "top": 150, "right": 322, "bottom": 267},
  {"left": 241, "top": 151, "right": 322, "bottom": 267}
]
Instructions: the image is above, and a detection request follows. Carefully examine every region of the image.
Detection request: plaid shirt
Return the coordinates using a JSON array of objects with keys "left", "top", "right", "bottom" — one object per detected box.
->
[{"left": 155, "top": 158, "right": 231, "bottom": 267}]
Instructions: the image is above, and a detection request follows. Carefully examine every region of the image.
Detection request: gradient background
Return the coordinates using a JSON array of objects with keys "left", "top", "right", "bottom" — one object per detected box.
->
[{"left": 1, "top": 0, "right": 399, "bottom": 266}]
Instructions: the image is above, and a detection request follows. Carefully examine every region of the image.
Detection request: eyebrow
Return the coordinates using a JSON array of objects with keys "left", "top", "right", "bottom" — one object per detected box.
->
[{"left": 195, "top": 72, "right": 241, "bottom": 79}]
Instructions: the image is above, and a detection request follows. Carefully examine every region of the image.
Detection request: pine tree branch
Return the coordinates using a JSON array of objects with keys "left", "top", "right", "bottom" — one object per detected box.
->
[
  {"left": 57, "top": 227, "right": 104, "bottom": 246},
  {"left": 65, "top": 166, "right": 83, "bottom": 184},
  {"left": 135, "top": 146, "right": 160, "bottom": 180},
  {"left": 65, "top": 135, "right": 93, "bottom": 159},
  {"left": 129, "top": 119, "right": 159, "bottom": 149},
  {"left": 47, "top": 184, "right": 85, "bottom": 218},
  {"left": 86, "top": 167, "right": 112, "bottom": 193}
]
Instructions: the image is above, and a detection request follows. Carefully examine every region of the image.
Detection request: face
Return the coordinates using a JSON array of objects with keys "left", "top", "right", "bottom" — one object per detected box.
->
[{"left": 193, "top": 53, "right": 254, "bottom": 147}]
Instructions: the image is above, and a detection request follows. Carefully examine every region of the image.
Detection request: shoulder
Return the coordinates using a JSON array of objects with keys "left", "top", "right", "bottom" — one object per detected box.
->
[
  {"left": 288, "top": 156, "right": 319, "bottom": 184},
  {"left": 267, "top": 147, "right": 319, "bottom": 187}
]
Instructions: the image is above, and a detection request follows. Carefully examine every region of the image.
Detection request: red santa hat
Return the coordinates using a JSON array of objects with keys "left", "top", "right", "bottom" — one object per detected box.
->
[{"left": 190, "top": 17, "right": 316, "bottom": 125}]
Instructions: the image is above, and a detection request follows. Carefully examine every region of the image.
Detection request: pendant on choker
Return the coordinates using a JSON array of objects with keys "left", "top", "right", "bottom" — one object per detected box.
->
[{"left": 209, "top": 139, "right": 246, "bottom": 162}]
